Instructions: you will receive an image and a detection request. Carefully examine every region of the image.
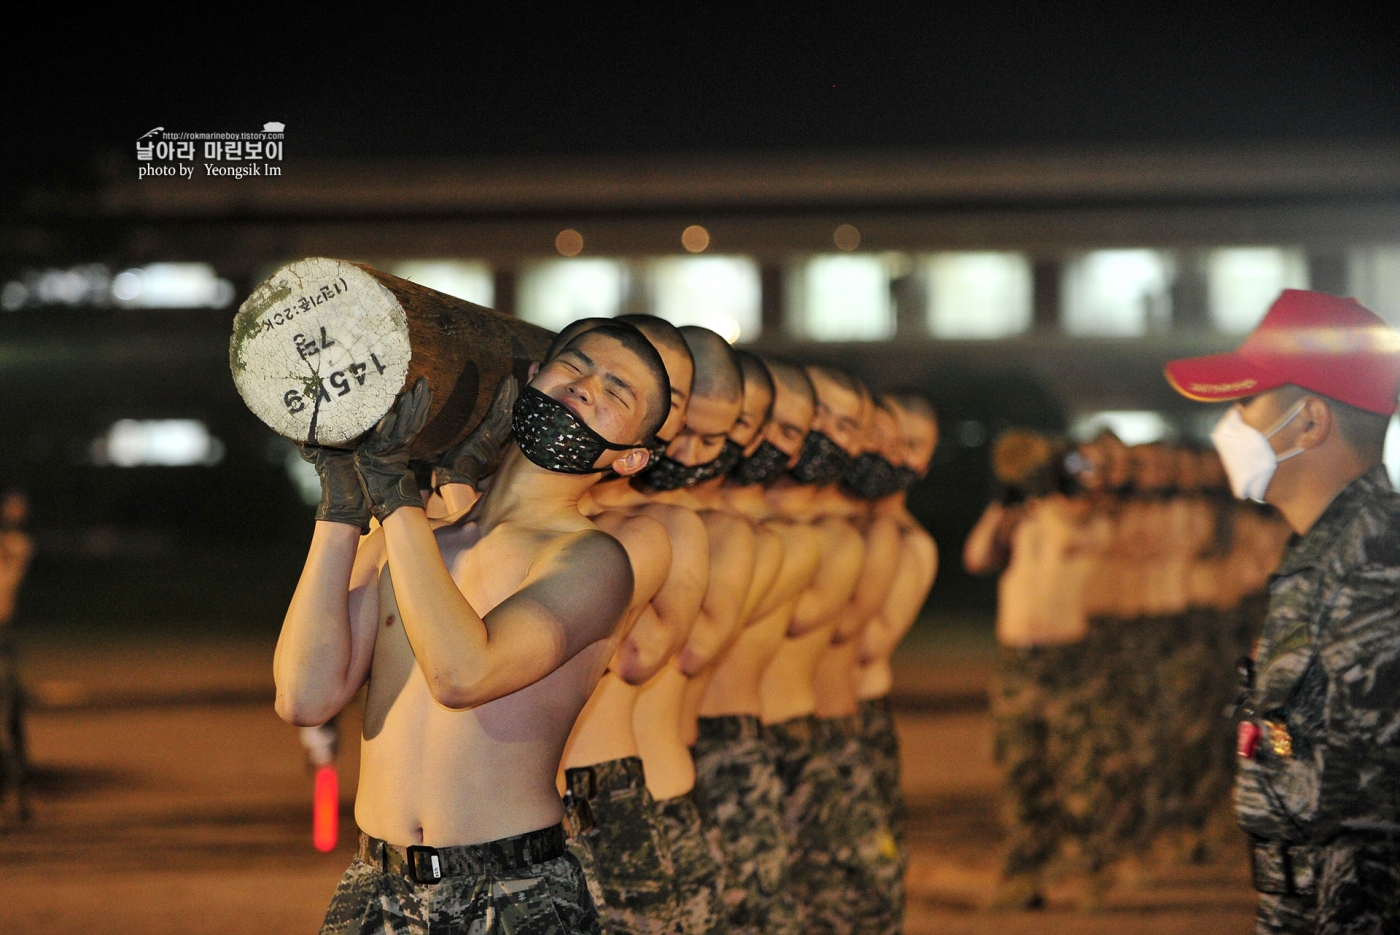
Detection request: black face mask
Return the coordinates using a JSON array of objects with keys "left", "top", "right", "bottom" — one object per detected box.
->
[
  {"left": 730, "top": 439, "right": 790, "bottom": 487},
  {"left": 891, "top": 466, "right": 920, "bottom": 492},
  {"left": 842, "top": 452, "right": 901, "bottom": 500},
  {"left": 512, "top": 387, "right": 639, "bottom": 475},
  {"left": 637, "top": 439, "right": 744, "bottom": 491},
  {"left": 788, "top": 430, "right": 852, "bottom": 486}
]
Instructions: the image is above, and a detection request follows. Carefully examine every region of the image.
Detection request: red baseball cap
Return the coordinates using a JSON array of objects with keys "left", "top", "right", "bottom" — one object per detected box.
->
[{"left": 1164, "top": 289, "right": 1400, "bottom": 415}]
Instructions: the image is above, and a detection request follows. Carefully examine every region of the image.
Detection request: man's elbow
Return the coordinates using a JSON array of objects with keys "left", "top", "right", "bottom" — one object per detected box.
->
[
  {"left": 424, "top": 663, "right": 504, "bottom": 710},
  {"left": 425, "top": 674, "right": 483, "bottom": 711},
  {"left": 275, "top": 690, "right": 337, "bottom": 728}
]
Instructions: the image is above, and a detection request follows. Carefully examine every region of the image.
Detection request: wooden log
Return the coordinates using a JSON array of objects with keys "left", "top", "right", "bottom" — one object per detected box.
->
[{"left": 229, "top": 257, "right": 553, "bottom": 458}]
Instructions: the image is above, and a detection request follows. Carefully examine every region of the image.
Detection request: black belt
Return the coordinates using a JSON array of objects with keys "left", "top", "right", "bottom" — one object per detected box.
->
[{"left": 358, "top": 825, "right": 567, "bottom": 885}]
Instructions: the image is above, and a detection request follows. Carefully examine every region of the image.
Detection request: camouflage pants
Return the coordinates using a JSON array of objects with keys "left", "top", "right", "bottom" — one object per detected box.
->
[
  {"left": 691, "top": 715, "right": 798, "bottom": 935},
  {"left": 826, "top": 712, "right": 903, "bottom": 935},
  {"left": 562, "top": 757, "right": 677, "bottom": 935},
  {"left": 857, "top": 697, "right": 906, "bottom": 935},
  {"left": 654, "top": 790, "right": 728, "bottom": 935},
  {"left": 1251, "top": 839, "right": 1400, "bottom": 934},
  {"left": 991, "top": 645, "right": 1069, "bottom": 879},
  {"left": 320, "top": 827, "right": 599, "bottom": 935},
  {"left": 1054, "top": 618, "right": 1153, "bottom": 874},
  {"left": 767, "top": 714, "right": 865, "bottom": 935}
]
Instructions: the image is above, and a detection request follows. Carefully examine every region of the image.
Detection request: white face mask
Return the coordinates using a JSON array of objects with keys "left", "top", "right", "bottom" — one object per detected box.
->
[{"left": 1209, "top": 400, "right": 1307, "bottom": 502}]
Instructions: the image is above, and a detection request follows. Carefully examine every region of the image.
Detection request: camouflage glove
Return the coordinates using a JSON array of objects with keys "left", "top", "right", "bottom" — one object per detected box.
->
[
  {"left": 296, "top": 443, "right": 370, "bottom": 532},
  {"left": 354, "top": 378, "right": 433, "bottom": 522},
  {"left": 432, "top": 375, "right": 519, "bottom": 492}
]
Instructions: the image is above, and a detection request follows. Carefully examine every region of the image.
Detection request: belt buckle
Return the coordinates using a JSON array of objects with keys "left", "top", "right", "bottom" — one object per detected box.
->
[{"left": 406, "top": 845, "right": 444, "bottom": 884}]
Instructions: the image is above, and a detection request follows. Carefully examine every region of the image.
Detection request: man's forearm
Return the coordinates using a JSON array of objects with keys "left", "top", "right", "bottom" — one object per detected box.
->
[
  {"left": 275, "top": 521, "right": 364, "bottom": 725},
  {"left": 381, "top": 507, "right": 491, "bottom": 696}
]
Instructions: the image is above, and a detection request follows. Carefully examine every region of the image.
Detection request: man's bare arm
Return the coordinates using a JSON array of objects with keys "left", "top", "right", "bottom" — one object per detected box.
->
[
  {"left": 624, "top": 502, "right": 708, "bottom": 679},
  {"left": 790, "top": 518, "right": 866, "bottom": 637},
  {"left": 750, "top": 521, "right": 821, "bottom": 621},
  {"left": 833, "top": 513, "right": 903, "bottom": 643},
  {"left": 739, "top": 524, "right": 784, "bottom": 625},
  {"left": 964, "top": 501, "right": 1014, "bottom": 575},
  {"left": 383, "top": 508, "right": 633, "bottom": 708},
  {"left": 676, "top": 511, "right": 757, "bottom": 675},
  {"left": 594, "top": 510, "right": 675, "bottom": 685},
  {"left": 274, "top": 523, "right": 383, "bottom": 726},
  {"left": 860, "top": 525, "right": 938, "bottom": 664}
]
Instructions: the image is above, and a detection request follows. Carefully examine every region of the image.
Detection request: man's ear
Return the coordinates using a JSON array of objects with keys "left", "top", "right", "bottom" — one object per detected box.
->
[
  {"left": 610, "top": 447, "right": 651, "bottom": 477},
  {"left": 1296, "top": 396, "right": 1334, "bottom": 450},
  {"left": 527, "top": 361, "right": 540, "bottom": 381}
]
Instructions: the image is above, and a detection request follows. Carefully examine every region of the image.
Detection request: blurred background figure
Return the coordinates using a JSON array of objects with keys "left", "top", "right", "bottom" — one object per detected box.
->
[
  {"left": 0, "top": 490, "right": 33, "bottom": 824},
  {"left": 966, "top": 431, "right": 1293, "bottom": 909}
]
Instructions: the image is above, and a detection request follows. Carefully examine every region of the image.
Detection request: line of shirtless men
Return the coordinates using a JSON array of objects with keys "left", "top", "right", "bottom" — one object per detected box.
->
[
  {"left": 965, "top": 430, "right": 1291, "bottom": 908},
  {"left": 275, "top": 315, "right": 939, "bottom": 935}
]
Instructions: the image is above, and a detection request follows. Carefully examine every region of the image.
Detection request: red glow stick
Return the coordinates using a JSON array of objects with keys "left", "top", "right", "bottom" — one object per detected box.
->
[{"left": 314, "top": 764, "right": 339, "bottom": 852}]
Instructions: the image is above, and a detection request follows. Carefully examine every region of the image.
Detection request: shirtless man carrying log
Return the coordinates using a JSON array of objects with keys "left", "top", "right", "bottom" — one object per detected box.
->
[
  {"left": 275, "top": 323, "right": 670, "bottom": 935},
  {"left": 555, "top": 314, "right": 707, "bottom": 935},
  {"left": 758, "top": 365, "right": 869, "bottom": 934},
  {"left": 694, "top": 359, "right": 819, "bottom": 935},
  {"left": 565, "top": 322, "right": 747, "bottom": 935}
]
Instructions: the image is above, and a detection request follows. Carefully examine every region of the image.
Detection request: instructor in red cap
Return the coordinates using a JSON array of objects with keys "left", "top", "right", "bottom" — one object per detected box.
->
[{"left": 1166, "top": 289, "right": 1400, "bottom": 934}]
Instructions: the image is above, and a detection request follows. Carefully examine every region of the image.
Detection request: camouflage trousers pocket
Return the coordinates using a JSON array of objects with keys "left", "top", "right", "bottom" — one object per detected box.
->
[
  {"left": 1249, "top": 839, "right": 1316, "bottom": 898},
  {"left": 487, "top": 876, "right": 565, "bottom": 933}
]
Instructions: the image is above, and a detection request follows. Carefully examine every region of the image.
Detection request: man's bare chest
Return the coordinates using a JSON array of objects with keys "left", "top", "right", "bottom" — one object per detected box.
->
[{"left": 435, "top": 524, "right": 543, "bottom": 617}]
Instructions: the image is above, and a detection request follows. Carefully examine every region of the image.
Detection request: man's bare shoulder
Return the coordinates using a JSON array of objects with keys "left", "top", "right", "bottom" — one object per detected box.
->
[
  {"left": 633, "top": 501, "right": 707, "bottom": 542},
  {"left": 593, "top": 509, "right": 672, "bottom": 573},
  {"left": 700, "top": 507, "right": 755, "bottom": 538},
  {"left": 518, "top": 527, "right": 635, "bottom": 636}
]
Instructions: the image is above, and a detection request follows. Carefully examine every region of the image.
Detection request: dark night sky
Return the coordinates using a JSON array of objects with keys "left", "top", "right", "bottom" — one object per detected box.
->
[{"left": 6, "top": 2, "right": 1400, "bottom": 198}]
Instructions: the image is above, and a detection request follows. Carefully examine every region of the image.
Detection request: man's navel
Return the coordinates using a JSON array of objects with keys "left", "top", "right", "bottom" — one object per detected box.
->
[{"left": 384, "top": 614, "right": 396, "bottom": 629}]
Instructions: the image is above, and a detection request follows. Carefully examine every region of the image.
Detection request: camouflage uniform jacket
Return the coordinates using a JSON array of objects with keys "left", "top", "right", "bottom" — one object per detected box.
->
[{"left": 1236, "top": 468, "right": 1400, "bottom": 922}]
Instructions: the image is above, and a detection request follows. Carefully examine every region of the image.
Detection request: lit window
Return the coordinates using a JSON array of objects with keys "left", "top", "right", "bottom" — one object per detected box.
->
[
  {"left": 1061, "top": 250, "right": 1174, "bottom": 337},
  {"left": 92, "top": 420, "right": 224, "bottom": 467},
  {"left": 389, "top": 260, "right": 494, "bottom": 307},
  {"left": 648, "top": 256, "right": 761, "bottom": 344},
  {"left": 1386, "top": 415, "right": 1400, "bottom": 489},
  {"left": 1071, "top": 411, "right": 1172, "bottom": 446},
  {"left": 1348, "top": 246, "right": 1400, "bottom": 329},
  {"left": 922, "top": 252, "right": 1032, "bottom": 339},
  {"left": 1207, "top": 248, "right": 1308, "bottom": 333},
  {"left": 517, "top": 259, "right": 628, "bottom": 331},
  {"left": 2, "top": 264, "right": 110, "bottom": 310},
  {"left": 788, "top": 255, "right": 893, "bottom": 341},
  {"left": 111, "top": 263, "right": 235, "bottom": 309}
]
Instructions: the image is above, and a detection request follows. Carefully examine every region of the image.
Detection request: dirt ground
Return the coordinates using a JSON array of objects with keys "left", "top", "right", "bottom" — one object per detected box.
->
[{"left": 0, "top": 629, "right": 1258, "bottom": 934}]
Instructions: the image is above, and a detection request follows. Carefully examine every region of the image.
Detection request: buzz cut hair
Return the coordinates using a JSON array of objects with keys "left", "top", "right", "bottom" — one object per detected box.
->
[
  {"left": 881, "top": 389, "right": 938, "bottom": 426},
  {"left": 614, "top": 314, "right": 694, "bottom": 369},
  {"left": 1276, "top": 384, "right": 1391, "bottom": 460},
  {"left": 546, "top": 317, "right": 611, "bottom": 362},
  {"left": 563, "top": 323, "right": 671, "bottom": 443},
  {"left": 735, "top": 351, "right": 776, "bottom": 423},
  {"left": 763, "top": 357, "right": 816, "bottom": 406},
  {"left": 677, "top": 326, "right": 742, "bottom": 402},
  {"left": 806, "top": 363, "right": 869, "bottom": 403}
]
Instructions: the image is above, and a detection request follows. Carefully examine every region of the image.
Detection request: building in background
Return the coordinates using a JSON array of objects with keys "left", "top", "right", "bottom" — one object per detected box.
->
[{"left": 6, "top": 142, "right": 1400, "bottom": 612}]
